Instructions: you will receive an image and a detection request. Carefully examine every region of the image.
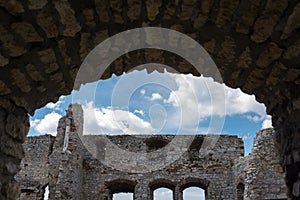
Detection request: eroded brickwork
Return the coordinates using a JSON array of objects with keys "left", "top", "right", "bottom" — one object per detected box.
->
[
  {"left": 1, "top": 0, "right": 300, "bottom": 197},
  {"left": 0, "top": 100, "right": 29, "bottom": 200},
  {"left": 15, "top": 105, "right": 288, "bottom": 200},
  {"left": 234, "top": 129, "right": 288, "bottom": 199},
  {"left": 15, "top": 135, "right": 55, "bottom": 199}
]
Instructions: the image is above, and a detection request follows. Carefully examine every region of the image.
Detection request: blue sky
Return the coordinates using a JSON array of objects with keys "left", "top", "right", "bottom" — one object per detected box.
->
[
  {"left": 29, "top": 70, "right": 272, "bottom": 154},
  {"left": 30, "top": 70, "right": 272, "bottom": 200}
]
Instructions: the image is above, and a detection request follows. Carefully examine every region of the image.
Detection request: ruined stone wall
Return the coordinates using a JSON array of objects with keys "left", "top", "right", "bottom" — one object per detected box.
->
[
  {"left": 234, "top": 128, "right": 288, "bottom": 199},
  {"left": 15, "top": 105, "right": 287, "bottom": 200},
  {"left": 80, "top": 135, "right": 243, "bottom": 200},
  {"left": 1, "top": 1, "right": 300, "bottom": 198},
  {"left": 0, "top": 100, "right": 29, "bottom": 200},
  {"left": 57, "top": 105, "right": 245, "bottom": 199},
  {"left": 48, "top": 105, "right": 84, "bottom": 200},
  {"left": 15, "top": 135, "right": 55, "bottom": 199}
]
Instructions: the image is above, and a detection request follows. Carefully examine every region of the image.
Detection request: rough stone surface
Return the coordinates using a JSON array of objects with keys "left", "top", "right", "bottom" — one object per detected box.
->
[
  {"left": 16, "top": 105, "right": 287, "bottom": 200},
  {"left": 146, "top": 0, "right": 162, "bottom": 21},
  {"left": 28, "top": 0, "right": 48, "bottom": 10},
  {"left": 281, "top": 3, "right": 300, "bottom": 40},
  {"left": 10, "top": 69, "right": 32, "bottom": 93},
  {"left": 251, "top": 0, "right": 288, "bottom": 43},
  {"left": 0, "top": 80, "right": 11, "bottom": 95},
  {"left": 127, "top": 0, "right": 142, "bottom": 20},
  {"left": 53, "top": 0, "right": 81, "bottom": 37},
  {"left": 0, "top": 0, "right": 299, "bottom": 198},
  {"left": 95, "top": 0, "right": 109, "bottom": 22},
  {"left": 0, "top": 53, "right": 9, "bottom": 67},
  {"left": 256, "top": 43, "right": 283, "bottom": 68},
  {"left": 236, "top": 0, "right": 261, "bottom": 34},
  {"left": 0, "top": 0, "right": 24, "bottom": 15},
  {"left": 234, "top": 129, "right": 288, "bottom": 199},
  {"left": 36, "top": 8, "right": 59, "bottom": 38},
  {"left": 0, "top": 100, "right": 29, "bottom": 200},
  {"left": 215, "top": 0, "right": 239, "bottom": 28},
  {"left": 15, "top": 135, "right": 55, "bottom": 200},
  {"left": 11, "top": 23, "right": 43, "bottom": 43},
  {"left": 0, "top": 25, "right": 26, "bottom": 57}
]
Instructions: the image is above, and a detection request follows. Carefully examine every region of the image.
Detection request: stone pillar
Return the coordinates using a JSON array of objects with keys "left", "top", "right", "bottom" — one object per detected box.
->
[
  {"left": 0, "top": 100, "right": 29, "bottom": 200},
  {"left": 49, "top": 104, "right": 84, "bottom": 200},
  {"left": 174, "top": 186, "right": 182, "bottom": 200},
  {"left": 135, "top": 181, "right": 149, "bottom": 200},
  {"left": 275, "top": 110, "right": 300, "bottom": 198}
]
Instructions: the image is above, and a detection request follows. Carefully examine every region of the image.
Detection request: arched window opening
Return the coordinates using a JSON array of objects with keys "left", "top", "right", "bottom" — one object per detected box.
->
[
  {"left": 149, "top": 179, "right": 175, "bottom": 200},
  {"left": 106, "top": 179, "right": 136, "bottom": 200},
  {"left": 183, "top": 187, "right": 205, "bottom": 200},
  {"left": 237, "top": 183, "right": 245, "bottom": 200},
  {"left": 179, "top": 178, "right": 208, "bottom": 200},
  {"left": 153, "top": 188, "right": 173, "bottom": 200},
  {"left": 113, "top": 192, "right": 133, "bottom": 200}
]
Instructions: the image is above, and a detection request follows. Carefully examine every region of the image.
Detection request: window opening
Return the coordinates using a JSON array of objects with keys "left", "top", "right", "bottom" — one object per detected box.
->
[{"left": 154, "top": 187, "right": 173, "bottom": 200}]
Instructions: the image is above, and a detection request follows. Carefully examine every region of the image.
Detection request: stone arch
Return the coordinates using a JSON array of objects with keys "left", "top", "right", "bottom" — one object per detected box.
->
[
  {"left": 149, "top": 179, "right": 176, "bottom": 190},
  {"left": 149, "top": 179, "right": 176, "bottom": 200},
  {"left": 236, "top": 182, "right": 245, "bottom": 200},
  {"left": 0, "top": 0, "right": 300, "bottom": 198},
  {"left": 105, "top": 179, "right": 137, "bottom": 199},
  {"left": 179, "top": 177, "right": 209, "bottom": 191},
  {"left": 178, "top": 177, "right": 209, "bottom": 200}
]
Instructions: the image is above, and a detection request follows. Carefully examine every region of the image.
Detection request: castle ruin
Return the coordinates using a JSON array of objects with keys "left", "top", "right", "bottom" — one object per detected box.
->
[
  {"left": 16, "top": 105, "right": 287, "bottom": 199},
  {"left": 1, "top": 1, "right": 300, "bottom": 198}
]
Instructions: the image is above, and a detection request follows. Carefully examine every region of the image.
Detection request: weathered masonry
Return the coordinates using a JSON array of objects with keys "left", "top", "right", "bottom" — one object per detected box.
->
[
  {"left": 16, "top": 105, "right": 287, "bottom": 199},
  {"left": 1, "top": 0, "right": 300, "bottom": 198}
]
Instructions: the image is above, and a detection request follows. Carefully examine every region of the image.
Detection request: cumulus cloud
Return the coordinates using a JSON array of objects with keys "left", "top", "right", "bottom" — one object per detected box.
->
[
  {"left": 134, "top": 109, "right": 145, "bottom": 116},
  {"left": 245, "top": 115, "right": 263, "bottom": 123},
  {"left": 45, "top": 96, "right": 65, "bottom": 111},
  {"left": 82, "top": 102, "right": 155, "bottom": 135},
  {"left": 30, "top": 112, "right": 62, "bottom": 136},
  {"left": 150, "top": 93, "right": 163, "bottom": 101},
  {"left": 163, "top": 74, "right": 268, "bottom": 132},
  {"left": 262, "top": 115, "right": 273, "bottom": 129}
]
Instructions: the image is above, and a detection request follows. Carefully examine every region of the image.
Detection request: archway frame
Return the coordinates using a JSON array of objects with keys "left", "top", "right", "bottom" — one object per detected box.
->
[{"left": 0, "top": 0, "right": 300, "bottom": 198}]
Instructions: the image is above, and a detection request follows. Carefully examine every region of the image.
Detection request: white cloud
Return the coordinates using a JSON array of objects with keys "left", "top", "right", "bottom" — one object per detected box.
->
[
  {"left": 140, "top": 89, "right": 146, "bottom": 95},
  {"left": 82, "top": 102, "right": 155, "bottom": 135},
  {"left": 162, "top": 74, "right": 268, "bottom": 132},
  {"left": 242, "top": 132, "right": 252, "bottom": 141},
  {"left": 134, "top": 109, "right": 144, "bottom": 116},
  {"left": 30, "top": 112, "right": 62, "bottom": 136},
  {"left": 45, "top": 96, "right": 65, "bottom": 111},
  {"left": 245, "top": 115, "right": 262, "bottom": 123},
  {"left": 262, "top": 115, "right": 273, "bottom": 129},
  {"left": 150, "top": 93, "right": 163, "bottom": 101}
]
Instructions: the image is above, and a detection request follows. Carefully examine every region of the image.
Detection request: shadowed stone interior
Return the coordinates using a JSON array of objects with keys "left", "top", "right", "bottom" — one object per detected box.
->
[{"left": 0, "top": 0, "right": 300, "bottom": 198}]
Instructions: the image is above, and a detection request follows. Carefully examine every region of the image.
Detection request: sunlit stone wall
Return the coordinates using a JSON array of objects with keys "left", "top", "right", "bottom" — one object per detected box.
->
[{"left": 15, "top": 105, "right": 287, "bottom": 199}]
